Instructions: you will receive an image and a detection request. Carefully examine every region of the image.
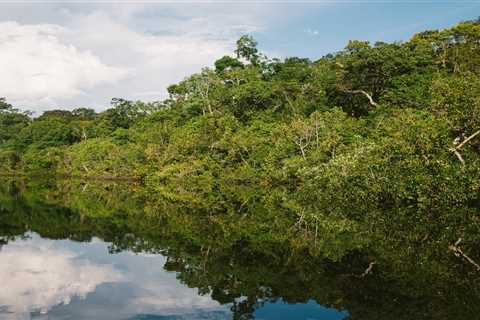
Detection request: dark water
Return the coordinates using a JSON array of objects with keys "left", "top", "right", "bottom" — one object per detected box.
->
[{"left": 1, "top": 179, "right": 479, "bottom": 319}]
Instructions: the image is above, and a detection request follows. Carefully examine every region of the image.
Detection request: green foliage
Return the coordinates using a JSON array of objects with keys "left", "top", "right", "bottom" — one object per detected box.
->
[
  {"left": 235, "top": 35, "right": 260, "bottom": 64},
  {"left": 21, "top": 146, "right": 66, "bottom": 171},
  {"left": 97, "top": 98, "right": 161, "bottom": 131},
  {"left": 63, "top": 138, "right": 145, "bottom": 178},
  {"left": 214, "top": 55, "right": 244, "bottom": 74},
  {"left": 431, "top": 72, "right": 480, "bottom": 137},
  {"left": 1, "top": 21, "right": 480, "bottom": 319},
  {"left": 72, "top": 107, "right": 96, "bottom": 120},
  {"left": 0, "top": 98, "right": 30, "bottom": 146},
  {"left": 16, "top": 117, "right": 79, "bottom": 150},
  {"left": 1, "top": 179, "right": 479, "bottom": 320},
  {"left": 1, "top": 21, "right": 480, "bottom": 268},
  {"left": 0, "top": 149, "right": 21, "bottom": 172}
]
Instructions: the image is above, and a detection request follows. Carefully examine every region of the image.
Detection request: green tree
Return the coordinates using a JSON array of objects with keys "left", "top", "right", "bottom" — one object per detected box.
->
[
  {"left": 214, "top": 55, "right": 244, "bottom": 74},
  {"left": 235, "top": 35, "right": 260, "bottom": 65},
  {"left": 0, "top": 98, "right": 30, "bottom": 146}
]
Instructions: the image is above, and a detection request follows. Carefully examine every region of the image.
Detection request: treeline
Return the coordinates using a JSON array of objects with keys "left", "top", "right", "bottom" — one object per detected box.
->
[{"left": 1, "top": 20, "right": 480, "bottom": 244}]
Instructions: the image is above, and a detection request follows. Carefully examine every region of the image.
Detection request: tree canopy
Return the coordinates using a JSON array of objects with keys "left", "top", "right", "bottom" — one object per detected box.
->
[{"left": 1, "top": 20, "right": 480, "bottom": 275}]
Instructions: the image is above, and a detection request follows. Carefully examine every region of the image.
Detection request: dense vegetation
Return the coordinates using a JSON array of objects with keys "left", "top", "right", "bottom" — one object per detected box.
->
[
  {"left": 1, "top": 179, "right": 479, "bottom": 319},
  {"left": 1, "top": 20, "right": 480, "bottom": 272}
]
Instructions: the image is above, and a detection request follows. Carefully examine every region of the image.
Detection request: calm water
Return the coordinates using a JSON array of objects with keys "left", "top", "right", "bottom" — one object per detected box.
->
[
  {"left": 1, "top": 179, "right": 479, "bottom": 319},
  {"left": 0, "top": 232, "right": 347, "bottom": 320}
]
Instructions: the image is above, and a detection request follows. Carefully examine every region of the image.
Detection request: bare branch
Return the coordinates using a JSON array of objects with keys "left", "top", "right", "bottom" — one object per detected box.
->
[
  {"left": 449, "top": 238, "right": 480, "bottom": 272},
  {"left": 349, "top": 261, "right": 377, "bottom": 278},
  {"left": 449, "top": 129, "right": 480, "bottom": 166},
  {"left": 293, "top": 139, "right": 308, "bottom": 160},
  {"left": 342, "top": 89, "right": 379, "bottom": 108},
  {"left": 359, "top": 261, "right": 377, "bottom": 278},
  {"left": 449, "top": 148, "right": 465, "bottom": 166},
  {"left": 456, "top": 130, "right": 480, "bottom": 150}
]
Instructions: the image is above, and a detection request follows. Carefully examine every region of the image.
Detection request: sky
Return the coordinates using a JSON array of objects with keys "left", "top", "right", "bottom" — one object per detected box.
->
[
  {"left": 0, "top": 232, "right": 349, "bottom": 319},
  {"left": 0, "top": 233, "right": 230, "bottom": 319},
  {"left": 1, "top": 0, "right": 479, "bottom": 114}
]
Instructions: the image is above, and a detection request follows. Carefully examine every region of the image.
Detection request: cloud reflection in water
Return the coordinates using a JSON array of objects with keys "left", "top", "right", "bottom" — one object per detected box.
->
[{"left": 0, "top": 234, "right": 229, "bottom": 320}]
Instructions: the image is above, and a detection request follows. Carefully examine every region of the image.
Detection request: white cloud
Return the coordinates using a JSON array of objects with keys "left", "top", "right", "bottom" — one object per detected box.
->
[
  {"left": 0, "top": 21, "right": 127, "bottom": 113},
  {"left": 0, "top": 237, "right": 122, "bottom": 319},
  {"left": 0, "top": 3, "right": 274, "bottom": 113},
  {"left": 116, "top": 252, "right": 224, "bottom": 316},
  {"left": 0, "top": 234, "right": 229, "bottom": 320},
  {"left": 304, "top": 28, "right": 320, "bottom": 36},
  {"left": 0, "top": 234, "right": 230, "bottom": 319}
]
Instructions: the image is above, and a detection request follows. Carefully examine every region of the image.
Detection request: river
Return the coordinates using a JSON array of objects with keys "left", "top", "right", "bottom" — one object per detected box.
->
[{"left": 0, "top": 178, "right": 478, "bottom": 319}]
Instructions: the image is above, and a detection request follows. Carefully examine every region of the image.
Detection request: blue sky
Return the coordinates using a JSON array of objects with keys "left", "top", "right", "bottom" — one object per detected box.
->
[
  {"left": 0, "top": 1, "right": 478, "bottom": 113},
  {"left": 256, "top": 1, "right": 480, "bottom": 58}
]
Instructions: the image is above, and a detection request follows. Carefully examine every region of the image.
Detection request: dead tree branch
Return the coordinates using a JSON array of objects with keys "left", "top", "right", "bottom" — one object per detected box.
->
[
  {"left": 343, "top": 89, "right": 379, "bottom": 108},
  {"left": 449, "top": 238, "right": 480, "bottom": 272},
  {"left": 359, "top": 261, "right": 377, "bottom": 278},
  {"left": 348, "top": 261, "right": 377, "bottom": 278},
  {"left": 449, "top": 148, "right": 466, "bottom": 166},
  {"left": 456, "top": 130, "right": 480, "bottom": 150},
  {"left": 449, "top": 129, "right": 480, "bottom": 166}
]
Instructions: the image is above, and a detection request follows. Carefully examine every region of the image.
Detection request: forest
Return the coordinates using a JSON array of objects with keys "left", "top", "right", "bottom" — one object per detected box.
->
[{"left": 1, "top": 20, "right": 480, "bottom": 270}]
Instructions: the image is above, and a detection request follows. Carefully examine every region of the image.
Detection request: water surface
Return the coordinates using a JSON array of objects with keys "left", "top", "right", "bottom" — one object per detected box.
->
[
  {"left": 0, "top": 232, "right": 348, "bottom": 320},
  {"left": 0, "top": 178, "right": 478, "bottom": 320}
]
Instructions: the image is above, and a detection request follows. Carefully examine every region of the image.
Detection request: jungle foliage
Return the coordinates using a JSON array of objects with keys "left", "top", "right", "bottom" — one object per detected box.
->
[
  {"left": 0, "top": 179, "right": 479, "bottom": 320},
  {"left": 1, "top": 21, "right": 480, "bottom": 269}
]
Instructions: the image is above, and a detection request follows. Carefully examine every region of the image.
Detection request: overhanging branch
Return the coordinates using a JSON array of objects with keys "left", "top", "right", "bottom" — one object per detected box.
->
[
  {"left": 449, "top": 238, "right": 480, "bottom": 272},
  {"left": 342, "top": 89, "right": 379, "bottom": 108},
  {"left": 449, "top": 129, "right": 480, "bottom": 166}
]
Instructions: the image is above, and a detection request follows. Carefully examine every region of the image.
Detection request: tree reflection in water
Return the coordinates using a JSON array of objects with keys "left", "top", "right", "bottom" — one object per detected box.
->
[{"left": 0, "top": 178, "right": 479, "bottom": 319}]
